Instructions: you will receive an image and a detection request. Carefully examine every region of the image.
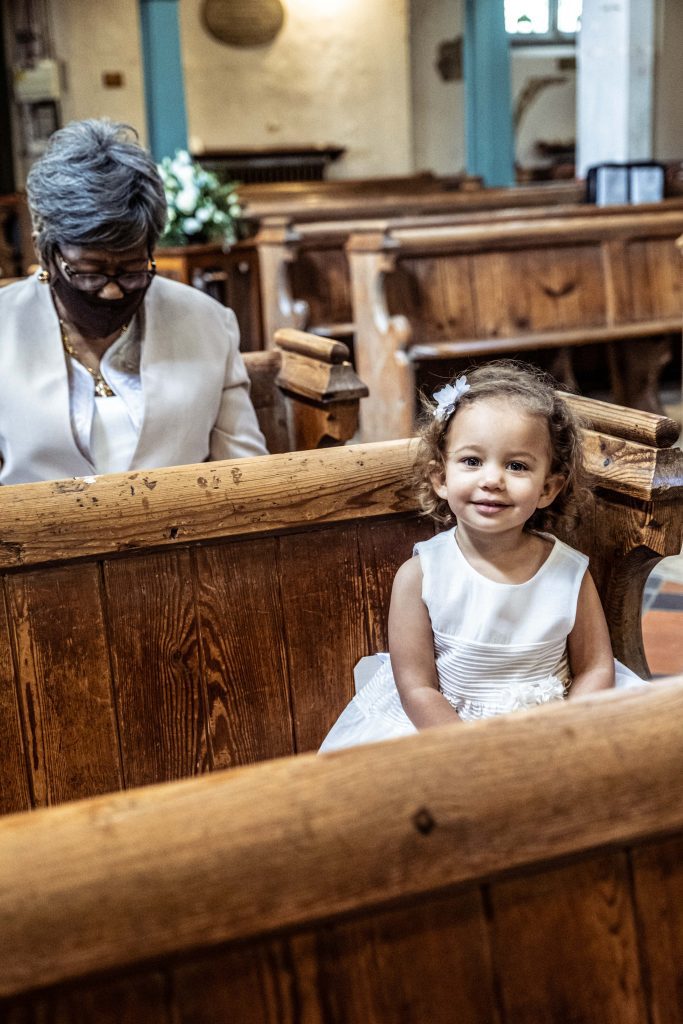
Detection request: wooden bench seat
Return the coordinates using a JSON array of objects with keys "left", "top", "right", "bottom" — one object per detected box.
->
[
  {"left": 0, "top": 395, "right": 679, "bottom": 817},
  {"left": 346, "top": 208, "right": 683, "bottom": 440}
]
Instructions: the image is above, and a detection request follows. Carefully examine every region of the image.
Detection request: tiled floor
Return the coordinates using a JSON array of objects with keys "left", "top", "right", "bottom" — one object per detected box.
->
[{"left": 643, "top": 578, "right": 683, "bottom": 678}]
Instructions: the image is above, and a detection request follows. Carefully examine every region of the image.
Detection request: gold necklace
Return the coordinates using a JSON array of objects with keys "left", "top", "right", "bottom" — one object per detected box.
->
[{"left": 59, "top": 320, "right": 128, "bottom": 398}]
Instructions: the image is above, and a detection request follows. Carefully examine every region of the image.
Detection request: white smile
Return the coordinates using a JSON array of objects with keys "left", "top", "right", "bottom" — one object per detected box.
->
[{"left": 472, "top": 501, "right": 510, "bottom": 512}]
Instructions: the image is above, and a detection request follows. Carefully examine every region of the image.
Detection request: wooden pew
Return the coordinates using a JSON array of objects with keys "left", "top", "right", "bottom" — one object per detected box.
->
[
  {"left": 243, "top": 179, "right": 585, "bottom": 226},
  {"left": 256, "top": 196, "right": 683, "bottom": 352},
  {"left": 156, "top": 182, "right": 584, "bottom": 349},
  {"left": 346, "top": 207, "right": 683, "bottom": 440},
  {"left": 245, "top": 329, "right": 366, "bottom": 451},
  {"left": 2, "top": 675, "right": 683, "bottom": 1022},
  {"left": 0, "top": 397, "right": 679, "bottom": 818}
]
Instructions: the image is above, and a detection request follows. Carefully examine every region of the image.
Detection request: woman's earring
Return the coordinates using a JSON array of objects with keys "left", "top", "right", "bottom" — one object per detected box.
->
[{"left": 38, "top": 268, "right": 50, "bottom": 283}]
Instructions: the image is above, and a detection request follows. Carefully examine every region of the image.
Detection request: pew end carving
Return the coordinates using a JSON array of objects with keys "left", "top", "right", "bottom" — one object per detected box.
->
[{"left": 245, "top": 329, "right": 367, "bottom": 451}]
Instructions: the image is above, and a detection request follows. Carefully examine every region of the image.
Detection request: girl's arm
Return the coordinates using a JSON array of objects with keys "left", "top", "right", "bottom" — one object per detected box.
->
[
  {"left": 388, "top": 556, "right": 461, "bottom": 729},
  {"left": 566, "top": 570, "right": 615, "bottom": 696}
]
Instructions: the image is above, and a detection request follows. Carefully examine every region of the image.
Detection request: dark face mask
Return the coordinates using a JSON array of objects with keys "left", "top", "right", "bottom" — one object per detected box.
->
[{"left": 50, "top": 266, "right": 151, "bottom": 338}]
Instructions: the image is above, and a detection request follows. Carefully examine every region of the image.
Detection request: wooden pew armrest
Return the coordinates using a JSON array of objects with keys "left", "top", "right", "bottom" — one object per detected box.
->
[{"left": 274, "top": 328, "right": 368, "bottom": 403}]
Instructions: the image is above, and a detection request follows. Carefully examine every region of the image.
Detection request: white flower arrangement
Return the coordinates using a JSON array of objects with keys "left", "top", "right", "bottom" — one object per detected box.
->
[{"left": 157, "top": 150, "right": 244, "bottom": 247}]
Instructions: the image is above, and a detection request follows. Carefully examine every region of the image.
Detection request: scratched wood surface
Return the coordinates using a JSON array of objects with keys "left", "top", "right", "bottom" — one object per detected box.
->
[
  {"left": 0, "top": 419, "right": 677, "bottom": 573},
  {"left": 2, "top": 680, "right": 683, "bottom": 1022}
]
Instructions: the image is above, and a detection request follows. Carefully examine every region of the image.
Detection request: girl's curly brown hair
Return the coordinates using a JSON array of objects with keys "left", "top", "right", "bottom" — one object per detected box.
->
[{"left": 413, "top": 360, "right": 588, "bottom": 533}]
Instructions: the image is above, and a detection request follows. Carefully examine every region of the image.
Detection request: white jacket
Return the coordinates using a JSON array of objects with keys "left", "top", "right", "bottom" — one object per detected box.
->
[{"left": 0, "top": 273, "right": 267, "bottom": 484}]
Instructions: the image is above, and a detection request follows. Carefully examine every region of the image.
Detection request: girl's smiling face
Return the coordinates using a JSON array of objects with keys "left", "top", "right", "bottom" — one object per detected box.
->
[{"left": 431, "top": 398, "right": 565, "bottom": 540}]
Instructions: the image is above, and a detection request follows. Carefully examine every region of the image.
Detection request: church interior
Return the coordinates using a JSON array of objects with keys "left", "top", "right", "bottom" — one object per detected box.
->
[{"left": 1, "top": 1, "right": 683, "bottom": 1020}]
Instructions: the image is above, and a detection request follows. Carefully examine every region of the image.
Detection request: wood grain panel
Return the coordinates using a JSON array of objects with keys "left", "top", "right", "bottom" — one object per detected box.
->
[
  {"left": 194, "top": 538, "right": 294, "bottom": 768},
  {"left": 104, "top": 549, "right": 204, "bottom": 787},
  {"left": 6, "top": 564, "right": 122, "bottom": 806},
  {"left": 294, "top": 248, "right": 351, "bottom": 326},
  {"left": 2, "top": 682, "right": 683, "bottom": 998},
  {"left": 387, "top": 253, "right": 476, "bottom": 344},
  {"left": 631, "top": 836, "right": 683, "bottom": 1024},
  {"left": 29, "top": 972, "right": 171, "bottom": 1023},
  {"left": 173, "top": 940, "right": 304, "bottom": 1024},
  {"left": 489, "top": 853, "right": 646, "bottom": 1023},
  {"left": 358, "top": 516, "right": 434, "bottom": 653},
  {"left": 0, "top": 1000, "right": 34, "bottom": 1023},
  {"left": 309, "top": 890, "right": 499, "bottom": 1024},
  {"left": 471, "top": 243, "right": 607, "bottom": 337},
  {"left": 0, "top": 583, "right": 31, "bottom": 813},
  {"left": 278, "top": 524, "right": 367, "bottom": 750},
  {"left": 620, "top": 237, "right": 682, "bottom": 321}
]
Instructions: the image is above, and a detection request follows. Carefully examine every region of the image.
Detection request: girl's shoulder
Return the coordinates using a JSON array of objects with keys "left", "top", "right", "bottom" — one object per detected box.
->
[{"left": 412, "top": 527, "right": 455, "bottom": 560}]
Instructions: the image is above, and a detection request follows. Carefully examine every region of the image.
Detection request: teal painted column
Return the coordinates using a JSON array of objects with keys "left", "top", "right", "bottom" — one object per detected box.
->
[
  {"left": 463, "top": 0, "right": 515, "bottom": 187},
  {"left": 139, "top": 0, "right": 189, "bottom": 160}
]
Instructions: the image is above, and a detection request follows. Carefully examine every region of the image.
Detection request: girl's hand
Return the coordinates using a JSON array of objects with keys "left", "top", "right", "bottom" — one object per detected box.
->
[
  {"left": 388, "top": 556, "right": 462, "bottom": 729},
  {"left": 567, "top": 571, "right": 615, "bottom": 695}
]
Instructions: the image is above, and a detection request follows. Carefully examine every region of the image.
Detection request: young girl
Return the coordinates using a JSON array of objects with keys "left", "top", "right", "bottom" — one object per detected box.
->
[{"left": 320, "top": 360, "right": 644, "bottom": 752}]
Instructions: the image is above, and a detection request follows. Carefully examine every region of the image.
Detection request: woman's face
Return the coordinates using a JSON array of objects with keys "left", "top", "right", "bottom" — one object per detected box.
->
[
  {"left": 54, "top": 242, "right": 153, "bottom": 300},
  {"left": 49, "top": 241, "right": 156, "bottom": 339}
]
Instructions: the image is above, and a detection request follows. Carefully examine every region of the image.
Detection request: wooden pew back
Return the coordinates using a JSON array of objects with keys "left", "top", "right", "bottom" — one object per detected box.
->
[
  {"left": 1, "top": 676, "right": 683, "bottom": 1022},
  {"left": 0, "top": 396, "right": 680, "bottom": 816},
  {"left": 256, "top": 197, "right": 683, "bottom": 354},
  {"left": 243, "top": 179, "right": 585, "bottom": 225},
  {"left": 346, "top": 207, "right": 683, "bottom": 440}
]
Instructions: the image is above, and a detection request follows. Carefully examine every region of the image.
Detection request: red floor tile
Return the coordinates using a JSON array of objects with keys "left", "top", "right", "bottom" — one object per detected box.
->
[{"left": 642, "top": 608, "right": 683, "bottom": 677}]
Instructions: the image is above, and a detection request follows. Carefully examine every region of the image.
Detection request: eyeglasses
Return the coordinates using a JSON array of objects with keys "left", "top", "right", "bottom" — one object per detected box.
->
[{"left": 55, "top": 249, "right": 157, "bottom": 293}]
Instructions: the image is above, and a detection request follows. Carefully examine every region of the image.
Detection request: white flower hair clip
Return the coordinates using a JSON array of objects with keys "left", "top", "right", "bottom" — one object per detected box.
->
[{"left": 432, "top": 376, "right": 470, "bottom": 422}]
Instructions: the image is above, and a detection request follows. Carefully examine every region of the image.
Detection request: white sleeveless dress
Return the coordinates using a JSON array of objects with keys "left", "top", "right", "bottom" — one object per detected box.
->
[{"left": 319, "top": 528, "right": 644, "bottom": 752}]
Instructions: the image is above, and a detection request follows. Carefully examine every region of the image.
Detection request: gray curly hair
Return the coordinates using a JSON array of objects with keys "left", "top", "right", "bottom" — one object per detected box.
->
[
  {"left": 413, "top": 359, "right": 587, "bottom": 532},
  {"left": 26, "top": 119, "right": 167, "bottom": 265}
]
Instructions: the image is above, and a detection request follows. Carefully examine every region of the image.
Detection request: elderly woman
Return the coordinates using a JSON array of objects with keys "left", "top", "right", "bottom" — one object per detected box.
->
[{"left": 0, "top": 119, "right": 266, "bottom": 485}]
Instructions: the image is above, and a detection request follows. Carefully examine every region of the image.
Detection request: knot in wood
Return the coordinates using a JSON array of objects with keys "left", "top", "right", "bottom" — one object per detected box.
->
[{"left": 412, "top": 807, "right": 436, "bottom": 836}]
